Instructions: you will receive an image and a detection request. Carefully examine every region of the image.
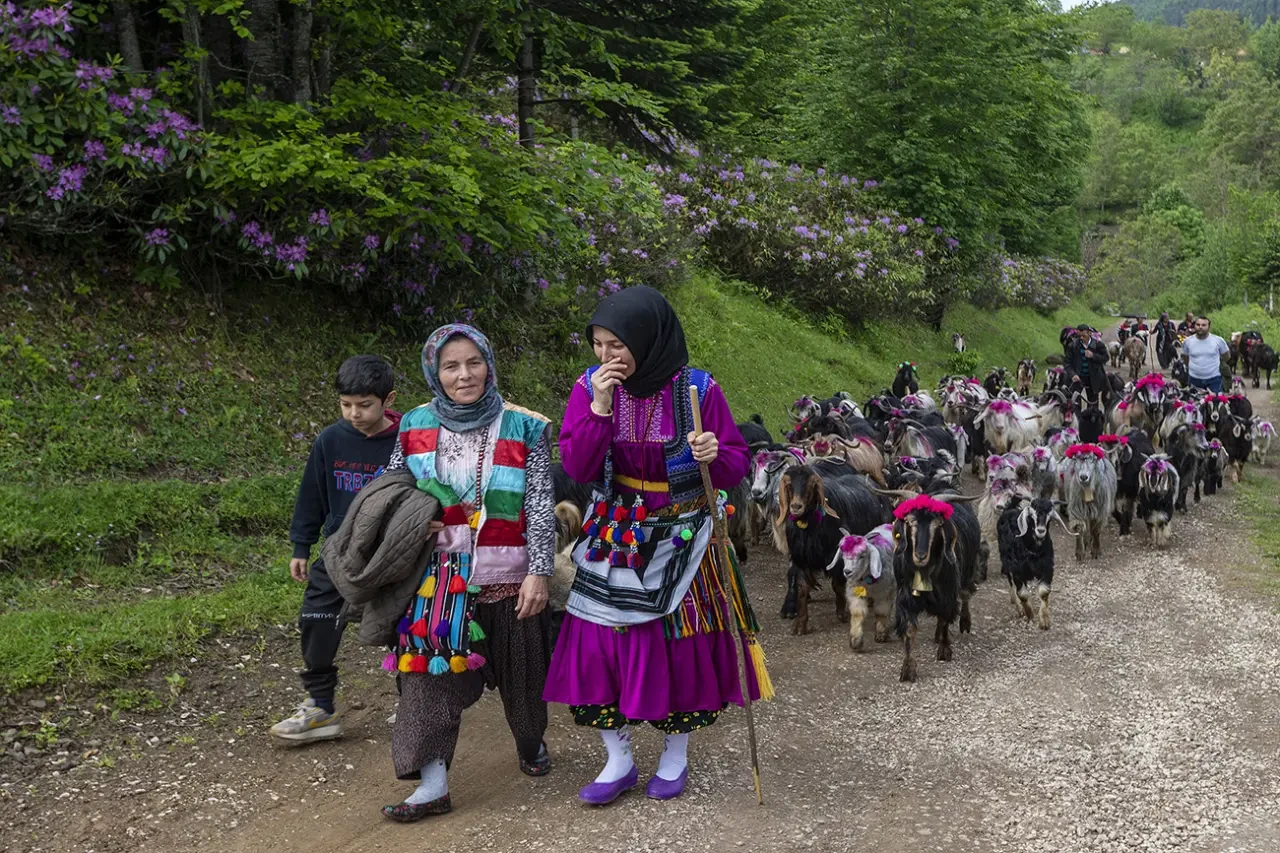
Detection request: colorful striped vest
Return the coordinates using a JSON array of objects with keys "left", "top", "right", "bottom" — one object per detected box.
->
[{"left": 399, "top": 403, "right": 548, "bottom": 585}]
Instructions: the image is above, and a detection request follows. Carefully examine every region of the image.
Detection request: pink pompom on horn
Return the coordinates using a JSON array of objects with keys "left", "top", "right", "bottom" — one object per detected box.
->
[
  {"left": 1097, "top": 434, "right": 1128, "bottom": 445},
  {"left": 892, "top": 494, "right": 956, "bottom": 520},
  {"left": 754, "top": 450, "right": 772, "bottom": 467},
  {"left": 1192, "top": 423, "right": 1207, "bottom": 432},
  {"left": 988, "top": 399, "right": 1013, "bottom": 414},
  {"left": 1142, "top": 457, "right": 1169, "bottom": 475},
  {"left": 1032, "top": 446, "right": 1052, "bottom": 461},
  {"left": 1135, "top": 373, "right": 1166, "bottom": 390},
  {"left": 1065, "top": 443, "right": 1105, "bottom": 459},
  {"left": 839, "top": 534, "right": 868, "bottom": 557}
]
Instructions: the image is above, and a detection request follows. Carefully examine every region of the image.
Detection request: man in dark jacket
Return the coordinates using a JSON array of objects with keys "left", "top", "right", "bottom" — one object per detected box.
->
[
  {"left": 1066, "top": 324, "right": 1111, "bottom": 402},
  {"left": 1154, "top": 312, "right": 1179, "bottom": 370}
]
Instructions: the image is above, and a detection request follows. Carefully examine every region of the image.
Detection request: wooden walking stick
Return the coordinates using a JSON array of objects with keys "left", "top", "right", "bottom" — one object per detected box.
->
[{"left": 689, "top": 384, "right": 765, "bottom": 806}]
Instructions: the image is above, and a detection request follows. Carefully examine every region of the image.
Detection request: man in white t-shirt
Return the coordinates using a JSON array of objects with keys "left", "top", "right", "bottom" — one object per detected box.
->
[{"left": 1180, "top": 316, "right": 1228, "bottom": 393}]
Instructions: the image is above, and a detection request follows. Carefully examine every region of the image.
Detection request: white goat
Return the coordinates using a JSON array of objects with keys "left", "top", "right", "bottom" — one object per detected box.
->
[{"left": 827, "top": 524, "right": 897, "bottom": 652}]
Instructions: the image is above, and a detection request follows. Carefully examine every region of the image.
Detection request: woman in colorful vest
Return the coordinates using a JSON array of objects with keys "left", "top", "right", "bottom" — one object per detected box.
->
[
  {"left": 544, "top": 286, "right": 771, "bottom": 804},
  {"left": 380, "top": 324, "right": 556, "bottom": 822}
]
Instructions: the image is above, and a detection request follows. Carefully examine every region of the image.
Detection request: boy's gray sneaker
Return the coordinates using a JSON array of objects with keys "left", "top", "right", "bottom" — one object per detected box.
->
[{"left": 270, "top": 698, "right": 342, "bottom": 743}]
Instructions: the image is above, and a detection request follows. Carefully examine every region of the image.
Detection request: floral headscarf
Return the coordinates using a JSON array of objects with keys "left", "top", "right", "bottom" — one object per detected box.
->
[{"left": 421, "top": 324, "right": 505, "bottom": 433}]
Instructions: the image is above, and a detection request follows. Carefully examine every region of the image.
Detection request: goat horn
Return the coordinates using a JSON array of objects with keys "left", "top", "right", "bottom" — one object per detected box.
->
[
  {"left": 1050, "top": 510, "right": 1078, "bottom": 537},
  {"left": 930, "top": 492, "right": 984, "bottom": 505},
  {"left": 869, "top": 487, "right": 919, "bottom": 502}
]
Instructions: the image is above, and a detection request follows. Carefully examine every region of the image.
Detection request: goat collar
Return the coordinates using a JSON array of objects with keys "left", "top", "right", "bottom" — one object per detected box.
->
[
  {"left": 1065, "top": 443, "right": 1105, "bottom": 459},
  {"left": 892, "top": 495, "right": 955, "bottom": 520},
  {"left": 789, "top": 507, "right": 824, "bottom": 529}
]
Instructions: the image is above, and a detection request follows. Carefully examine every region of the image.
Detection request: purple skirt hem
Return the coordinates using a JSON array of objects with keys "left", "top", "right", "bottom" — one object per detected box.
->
[{"left": 542, "top": 613, "right": 760, "bottom": 720}]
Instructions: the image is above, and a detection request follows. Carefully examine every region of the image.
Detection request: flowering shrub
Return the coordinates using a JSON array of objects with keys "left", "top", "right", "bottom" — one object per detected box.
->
[
  {"left": 651, "top": 156, "right": 961, "bottom": 318},
  {"left": 1, "top": 3, "right": 203, "bottom": 258},
  {"left": 2, "top": 1, "right": 1084, "bottom": 344},
  {"left": 970, "top": 255, "right": 1087, "bottom": 314}
]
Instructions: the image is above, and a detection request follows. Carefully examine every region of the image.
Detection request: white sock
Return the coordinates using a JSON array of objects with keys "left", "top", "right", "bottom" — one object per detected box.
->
[
  {"left": 593, "top": 726, "right": 635, "bottom": 783},
  {"left": 656, "top": 733, "right": 689, "bottom": 781},
  {"left": 405, "top": 759, "right": 448, "bottom": 804}
]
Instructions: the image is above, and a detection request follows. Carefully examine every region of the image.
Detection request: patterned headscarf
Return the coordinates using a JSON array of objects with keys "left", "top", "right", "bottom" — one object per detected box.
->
[{"left": 421, "top": 324, "right": 505, "bottom": 433}]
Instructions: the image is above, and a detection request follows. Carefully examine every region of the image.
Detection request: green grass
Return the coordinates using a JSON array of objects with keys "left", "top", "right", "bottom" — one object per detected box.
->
[{"left": 0, "top": 270, "right": 1106, "bottom": 693}]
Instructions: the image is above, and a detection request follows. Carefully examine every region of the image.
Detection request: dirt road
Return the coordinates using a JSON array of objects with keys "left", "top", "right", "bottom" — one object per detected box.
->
[{"left": 5, "top": 377, "right": 1280, "bottom": 853}]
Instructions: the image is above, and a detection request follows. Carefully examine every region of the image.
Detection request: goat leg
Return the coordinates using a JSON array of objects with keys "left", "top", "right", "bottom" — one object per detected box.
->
[
  {"left": 1037, "top": 582, "right": 1051, "bottom": 631},
  {"left": 1074, "top": 520, "right": 1086, "bottom": 562},
  {"left": 937, "top": 619, "right": 953, "bottom": 661},
  {"left": 959, "top": 591, "right": 972, "bottom": 634},
  {"left": 900, "top": 621, "right": 918, "bottom": 683},
  {"left": 833, "top": 574, "right": 850, "bottom": 623},
  {"left": 1090, "top": 519, "right": 1102, "bottom": 559},
  {"left": 780, "top": 564, "right": 798, "bottom": 619},
  {"left": 1008, "top": 580, "right": 1024, "bottom": 619},
  {"left": 792, "top": 572, "right": 813, "bottom": 636},
  {"left": 847, "top": 591, "right": 869, "bottom": 652}
]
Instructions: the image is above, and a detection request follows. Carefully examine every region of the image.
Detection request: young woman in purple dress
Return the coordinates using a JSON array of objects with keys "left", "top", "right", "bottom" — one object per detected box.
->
[{"left": 543, "top": 286, "right": 771, "bottom": 804}]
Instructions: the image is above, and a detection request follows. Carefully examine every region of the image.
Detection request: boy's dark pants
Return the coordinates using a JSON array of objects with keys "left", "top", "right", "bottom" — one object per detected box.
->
[{"left": 299, "top": 557, "right": 347, "bottom": 709}]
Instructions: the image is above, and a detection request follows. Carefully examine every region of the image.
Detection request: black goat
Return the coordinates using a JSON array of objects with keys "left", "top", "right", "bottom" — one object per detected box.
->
[
  {"left": 997, "top": 497, "right": 1071, "bottom": 630},
  {"left": 1247, "top": 343, "right": 1277, "bottom": 390},
  {"left": 1220, "top": 414, "right": 1253, "bottom": 484},
  {"left": 877, "top": 488, "right": 983, "bottom": 683},
  {"left": 552, "top": 462, "right": 598, "bottom": 514},
  {"left": 1228, "top": 394, "right": 1254, "bottom": 422},
  {"left": 779, "top": 464, "right": 892, "bottom": 634},
  {"left": 1073, "top": 392, "right": 1108, "bottom": 445},
  {"left": 1170, "top": 359, "right": 1190, "bottom": 388},
  {"left": 737, "top": 414, "right": 773, "bottom": 453},
  {"left": 887, "top": 419, "right": 959, "bottom": 461},
  {"left": 1136, "top": 454, "right": 1180, "bottom": 549},
  {"left": 891, "top": 363, "right": 920, "bottom": 398},
  {"left": 983, "top": 367, "right": 1007, "bottom": 398},
  {"left": 1199, "top": 439, "right": 1227, "bottom": 496},
  {"left": 1101, "top": 430, "right": 1153, "bottom": 537},
  {"left": 1166, "top": 424, "right": 1204, "bottom": 512}
]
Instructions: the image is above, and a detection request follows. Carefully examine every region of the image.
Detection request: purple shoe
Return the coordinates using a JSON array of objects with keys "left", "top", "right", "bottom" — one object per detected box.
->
[
  {"left": 579, "top": 765, "right": 638, "bottom": 805},
  {"left": 645, "top": 767, "right": 688, "bottom": 801}
]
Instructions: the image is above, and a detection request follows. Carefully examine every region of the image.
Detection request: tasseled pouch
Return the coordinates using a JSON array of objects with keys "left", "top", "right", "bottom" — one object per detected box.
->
[{"left": 395, "top": 552, "right": 485, "bottom": 676}]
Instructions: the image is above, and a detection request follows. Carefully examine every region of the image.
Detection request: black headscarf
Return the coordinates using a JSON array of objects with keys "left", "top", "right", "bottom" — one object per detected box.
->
[{"left": 587, "top": 286, "right": 689, "bottom": 400}]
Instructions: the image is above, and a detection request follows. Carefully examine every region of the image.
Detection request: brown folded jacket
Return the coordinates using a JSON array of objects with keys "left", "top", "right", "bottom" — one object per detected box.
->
[{"left": 322, "top": 470, "right": 440, "bottom": 647}]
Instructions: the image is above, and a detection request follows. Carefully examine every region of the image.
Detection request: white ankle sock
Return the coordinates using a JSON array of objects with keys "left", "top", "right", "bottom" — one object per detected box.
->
[
  {"left": 656, "top": 733, "right": 689, "bottom": 781},
  {"left": 593, "top": 726, "right": 635, "bottom": 783},
  {"left": 405, "top": 759, "right": 448, "bottom": 804}
]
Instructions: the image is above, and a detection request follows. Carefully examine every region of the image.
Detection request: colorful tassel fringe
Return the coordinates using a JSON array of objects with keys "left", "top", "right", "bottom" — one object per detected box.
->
[
  {"left": 417, "top": 575, "right": 437, "bottom": 599},
  {"left": 748, "top": 639, "right": 775, "bottom": 702},
  {"left": 397, "top": 653, "right": 414, "bottom": 673},
  {"left": 427, "top": 655, "right": 449, "bottom": 675},
  {"left": 448, "top": 654, "right": 468, "bottom": 673},
  {"left": 409, "top": 654, "right": 429, "bottom": 674},
  {"left": 448, "top": 575, "right": 467, "bottom": 594},
  {"left": 469, "top": 621, "right": 486, "bottom": 642},
  {"left": 466, "top": 652, "right": 486, "bottom": 671},
  {"left": 381, "top": 652, "right": 397, "bottom": 672},
  {"left": 433, "top": 618, "right": 451, "bottom": 639},
  {"left": 409, "top": 618, "right": 429, "bottom": 638}
]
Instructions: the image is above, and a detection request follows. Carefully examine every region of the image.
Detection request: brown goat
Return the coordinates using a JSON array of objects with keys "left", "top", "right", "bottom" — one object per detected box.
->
[{"left": 798, "top": 434, "right": 888, "bottom": 486}]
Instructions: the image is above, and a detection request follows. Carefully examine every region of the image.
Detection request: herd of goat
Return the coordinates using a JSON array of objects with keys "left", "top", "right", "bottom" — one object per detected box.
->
[{"left": 550, "top": 335, "right": 1276, "bottom": 684}]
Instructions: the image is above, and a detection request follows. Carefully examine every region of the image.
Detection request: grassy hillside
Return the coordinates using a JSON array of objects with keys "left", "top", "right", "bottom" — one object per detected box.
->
[{"left": 0, "top": 272, "right": 1105, "bottom": 693}]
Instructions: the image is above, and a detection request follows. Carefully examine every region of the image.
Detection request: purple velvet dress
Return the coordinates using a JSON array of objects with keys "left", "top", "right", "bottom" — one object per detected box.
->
[{"left": 542, "top": 370, "right": 763, "bottom": 720}]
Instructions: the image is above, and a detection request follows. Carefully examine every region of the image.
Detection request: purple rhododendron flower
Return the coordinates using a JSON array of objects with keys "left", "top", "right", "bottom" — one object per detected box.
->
[
  {"left": 363, "top": 234, "right": 380, "bottom": 251},
  {"left": 1, "top": 105, "right": 20, "bottom": 125},
  {"left": 83, "top": 139, "right": 106, "bottom": 161},
  {"left": 145, "top": 228, "right": 171, "bottom": 247},
  {"left": 309, "top": 209, "right": 330, "bottom": 227},
  {"left": 33, "top": 154, "right": 54, "bottom": 172}
]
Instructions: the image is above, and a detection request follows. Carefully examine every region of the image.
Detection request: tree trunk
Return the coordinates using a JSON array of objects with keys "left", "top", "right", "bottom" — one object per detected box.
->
[
  {"left": 314, "top": 15, "right": 332, "bottom": 96},
  {"left": 451, "top": 17, "right": 484, "bottom": 93},
  {"left": 205, "top": 13, "right": 233, "bottom": 87},
  {"left": 178, "top": 5, "right": 209, "bottom": 125},
  {"left": 291, "top": 0, "right": 314, "bottom": 104},
  {"left": 517, "top": 31, "right": 536, "bottom": 149},
  {"left": 113, "top": 2, "right": 144, "bottom": 74},
  {"left": 243, "top": 0, "right": 282, "bottom": 98}
]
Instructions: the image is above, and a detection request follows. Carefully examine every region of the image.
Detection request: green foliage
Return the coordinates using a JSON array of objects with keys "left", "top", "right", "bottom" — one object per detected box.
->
[
  {"left": 1252, "top": 19, "right": 1280, "bottom": 79},
  {"left": 1091, "top": 216, "right": 1184, "bottom": 312},
  {"left": 1183, "top": 9, "right": 1250, "bottom": 62},
  {"left": 743, "top": 0, "right": 1090, "bottom": 263}
]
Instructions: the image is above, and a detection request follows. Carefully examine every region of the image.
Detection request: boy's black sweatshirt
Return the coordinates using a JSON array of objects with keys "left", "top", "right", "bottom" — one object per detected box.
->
[{"left": 289, "top": 411, "right": 402, "bottom": 560}]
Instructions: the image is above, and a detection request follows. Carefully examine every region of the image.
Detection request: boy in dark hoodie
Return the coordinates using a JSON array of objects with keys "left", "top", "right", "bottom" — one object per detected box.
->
[{"left": 270, "top": 355, "right": 402, "bottom": 743}]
